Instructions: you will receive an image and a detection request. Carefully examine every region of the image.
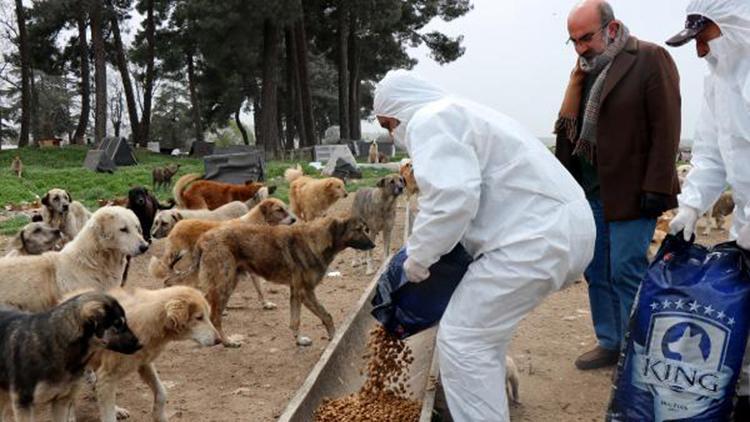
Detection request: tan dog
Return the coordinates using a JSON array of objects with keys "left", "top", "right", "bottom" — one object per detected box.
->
[
  {"left": 702, "top": 191, "right": 735, "bottom": 235},
  {"left": 40, "top": 188, "right": 93, "bottom": 241},
  {"left": 399, "top": 159, "right": 419, "bottom": 243},
  {"left": 351, "top": 174, "right": 405, "bottom": 274},
  {"left": 0, "top": 207, "right": 149, "bottom": 312},
  {"left": 4, "top": 222, "right": 62, "bottom": 257},
  {"left": 285, "top": 167, "right": 348, "bottom": 221},
  {"left": 166, "top": 216, "right": 375, "bottom": 347},
  {"left": 150, "top": 201, "right": 250, "bottom": 239},
  {"left": 173, "top": 173, "right": 275, "bottom": 210},
  {"left": 10, "top": 155, "right": 23, "bottom": 178},
  {"left": 149, "top": 198, "right": 296, "bottom": 310},
  {"left": 368, "top": 141, "right": 379, "bottom": 164},
  {"left": 90, "top": 286, "right": 221, "bottom": 422}
]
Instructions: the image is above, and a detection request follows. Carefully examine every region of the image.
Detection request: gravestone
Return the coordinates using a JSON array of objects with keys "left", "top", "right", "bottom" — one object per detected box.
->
[
  {"left": 97, "top": 137, "right": 137, "bottom": 166},
  {"left": 322, "top": 145, "right": 359, "bottom": 177},
  {"left": 204, "top": 146, "right": 266, "bottom": 184},
  {"left": 83, "top": 150, "right": 116, "bottom": 173}
]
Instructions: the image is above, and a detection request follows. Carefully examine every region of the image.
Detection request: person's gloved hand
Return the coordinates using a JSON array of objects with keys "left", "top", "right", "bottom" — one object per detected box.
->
[
  {"left": 404, "top": 257, "right": 430, "bottom": 283},
  {"left": 738, "top": 223, "right": 750, "bottom": 250},
  {"left": 641, "top": 192, "right": 672, "bottom": 219},
  {"left": 669, "top": 206, "right": 700, "bottom": 241}
]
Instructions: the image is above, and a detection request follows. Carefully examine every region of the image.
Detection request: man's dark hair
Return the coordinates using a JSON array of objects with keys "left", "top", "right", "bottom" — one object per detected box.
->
[{"left": 599, "top": 1, "right": 615, "bottom": 26}]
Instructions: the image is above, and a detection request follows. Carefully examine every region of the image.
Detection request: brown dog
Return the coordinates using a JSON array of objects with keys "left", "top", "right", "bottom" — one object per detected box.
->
[
  {"left": 152, "top": 163, "right": 180, "bottom": 190},
  {"left": 368, "top": 141, "right": 379, "bottom": 164},
  {"left": 173, "top": 173, "right": 275, "bottom": 210},
  {"left": 399, "top": 159, "right": 419, "bottom": 243},
  {"left": 702, "top": 191, "right": 735, "bottom": 235},
  {"left": 165, "top": 216, "right": 375, "bottom": 347},
  {"left": 10, "top": 155, "right": 23, "bottom": 178},
  {"left": 149, "top": 198, "right": 296, "bottom": 310},
  {"left": 285, "top": 167, "right": 348, "bottom": 221}
]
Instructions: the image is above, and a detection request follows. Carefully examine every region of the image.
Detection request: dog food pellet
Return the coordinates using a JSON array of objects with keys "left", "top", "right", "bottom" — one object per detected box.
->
[{"left": 315, "top": 326, "right": 420, "bottom": 421}]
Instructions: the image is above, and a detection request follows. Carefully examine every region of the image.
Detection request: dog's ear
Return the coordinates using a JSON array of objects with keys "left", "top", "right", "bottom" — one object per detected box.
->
[
  {"left": 267, "top": 185, "right": 277, "bottom": 195},
  {"left": 65, "top": 190, "right": 72, "bottom": 202},
  {"left": 172, "top": 212, "right": 183, "bottom": 222},
  {"left": 165, "top": 298, "right": 189, "bottom": 332},
  {"left": 41, "top": 192, "right": 50, "bottom": 206},
  {"left": 81, "top": 298, "right": 108, "bottom": 337},
  {"left": 31, "top": 212, "right": 43, "bottom": 222},
  {"left": 94, "top": 212, "right": 116, "bottom": 240},
  {"left": 376, "top": 177, "right": 386, "bottom": 188}
]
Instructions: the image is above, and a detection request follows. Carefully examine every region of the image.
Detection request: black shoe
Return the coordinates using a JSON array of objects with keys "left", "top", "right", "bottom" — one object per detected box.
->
[{"left": 575, "top": 346, "right": 619, "bottom": 370}]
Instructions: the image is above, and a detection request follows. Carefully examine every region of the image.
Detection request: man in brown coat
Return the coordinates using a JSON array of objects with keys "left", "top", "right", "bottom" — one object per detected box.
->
[{"left": 556, "top": 0, "right": 681, "bottom": 370}]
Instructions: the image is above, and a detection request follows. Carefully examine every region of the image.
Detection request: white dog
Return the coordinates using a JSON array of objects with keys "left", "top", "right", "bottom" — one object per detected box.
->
[
  {"left": 0, "top": 207, "right": 149, "bottom": 312},
  {"left": 150, "top": 201, "right": 251, "bottom": 239},
  {"left": 40, "top": 188, "right": 92, "bottom": 241}
]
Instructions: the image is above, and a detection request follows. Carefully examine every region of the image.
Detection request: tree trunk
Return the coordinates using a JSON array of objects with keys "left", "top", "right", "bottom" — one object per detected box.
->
[
  {"left": 72, "top": 2, "right": 90, "bottom": 145},
  {"left": 259, "top": 19, "right": 280, "bottom": 156},
  {"left": 14, "top": 0, "right": 30, "bottom": 147},
  {"left": 235, "top": 107, "right": 249, "bottom": 146},
  {"left": 285, "top": 26, "right": 305, "bottom": 149},
  {"left": 138, "top": 0, "right": 156, "bottom": 147},
  {"left": 337, "top": 2, "right": 349, "bottom": 142},
  {"left": 293, "top": 18, "right": 316, "bottom": 146},
  {"left": 30, "top": 71, "right": 40, "bottom": 143},
  {"left": 109, "top": 5, "right": 139, "bottom": 144},
  {"left": 347, "top": 19, "right": 361, "bottom": 140},
  {"left": 186, "top": 52, "right": 204, "bottom": 143},
  {"left": 90, "top": 0, "right": 107, "bottom": 144}
]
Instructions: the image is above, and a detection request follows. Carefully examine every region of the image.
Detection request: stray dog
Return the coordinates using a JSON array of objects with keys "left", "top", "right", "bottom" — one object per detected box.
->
[
  {"left": 677, "top": 163, "right": 692, "bottom": 186},
  {"left": 10, "top": 155, "right": 22, "bottom": 178},
  {"left": 126, "top": 186, "right": 175, "bottom": 241},
  {"left": 506, "top": 356, "right": 520, "bottom": 404},
  {"left": 151, "top": 201, "right": 252, "bottom": 239},
  {"left": 285, "top": 166, "right": 348, "bottom": 221},
  {"left": 4, "top": 222, "right": 62, "bottom": 257},
  {"left": 0, "top": 291, "right": 140, "bottom": 422},
  {"left": 152, "top": 163, "right": 181, "bottom": 190},
  {"left": 149, "top": 198, "right": 295, "bottom": 311},
  {"left": 368, "top": 141, "right": 379, "bottom": 164},
  {"left": 173, "top": 173, "right": 276, "bottom": 210},
  {"left": 702, "top": 191, "right": 734, "bottom": 235},
  {"left": 378, "top": 152, "right": 389, "bottom": 163},
  {"left": 166, "top": 216, "right": 375, "bottom": 347},
  {"left": 351, "top": 174, "right": 405, "bottom": 274},
  {"left": 0, "top": 206, "right": 149, "bottom": 312},
  {"left": 399, "top": 159, "right": 419, "bottom": 243},
  {"left": 40, "top": 188, "right": 93, "bottom": 242},
  {"left": 89, "top": 286, "right": 220, "bottom": 422}
]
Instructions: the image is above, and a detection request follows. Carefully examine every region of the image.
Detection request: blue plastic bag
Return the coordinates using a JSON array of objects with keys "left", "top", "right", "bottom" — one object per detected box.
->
[
  {"left": 607, "top": 234, "right": 750, "bottom": 421},
  {"left": 370, "top": 244, "right": 473, "bottom": 339}
]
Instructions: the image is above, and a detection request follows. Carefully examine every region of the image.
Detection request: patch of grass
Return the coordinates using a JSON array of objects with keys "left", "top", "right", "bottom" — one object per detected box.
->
[
  {"left": 0, "top": 147, "right": 401, "bottom": 235},
  {"left": 0, "top": 215, "right": 30, "bottom": 236}
]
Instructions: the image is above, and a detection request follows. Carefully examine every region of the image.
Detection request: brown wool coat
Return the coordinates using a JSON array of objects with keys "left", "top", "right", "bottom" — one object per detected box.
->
[{"left": 555, "top": 36, "right": 681, "bottom": 222}]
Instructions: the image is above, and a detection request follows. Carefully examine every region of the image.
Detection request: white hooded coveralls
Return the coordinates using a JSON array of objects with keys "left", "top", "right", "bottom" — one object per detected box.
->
[
  {"left": 677, "top": 0, "right": 750, "bottom": 396},
  {"left": 373, "top": 70, "right": 596, "bottom": 421}
]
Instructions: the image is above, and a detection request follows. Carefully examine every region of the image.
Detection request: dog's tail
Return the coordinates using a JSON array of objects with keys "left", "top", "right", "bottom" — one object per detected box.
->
[
  {"left": 284, "top": 164, "right": 303, "bottom": 184},
  {"left": 173, "top": 173, "right": 202, "bottom": 208}
]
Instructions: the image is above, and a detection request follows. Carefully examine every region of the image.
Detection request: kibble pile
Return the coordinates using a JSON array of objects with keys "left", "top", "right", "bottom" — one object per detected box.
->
[{"left": 314, "top": 326, "right": 421, "bottom": 421}]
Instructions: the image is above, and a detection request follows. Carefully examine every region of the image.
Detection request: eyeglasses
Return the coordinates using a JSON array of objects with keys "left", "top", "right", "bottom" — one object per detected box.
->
[{"left": 567, "top": 21, "right": 611, "bottom": 46}]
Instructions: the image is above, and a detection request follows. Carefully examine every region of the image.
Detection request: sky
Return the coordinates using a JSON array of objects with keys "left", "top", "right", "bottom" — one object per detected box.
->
[{"left": 365, "top": 0, "right": 707, "bottom": 142}]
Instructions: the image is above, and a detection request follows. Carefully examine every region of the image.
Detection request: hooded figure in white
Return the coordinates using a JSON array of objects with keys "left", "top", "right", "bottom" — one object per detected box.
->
[
  {"left": 373, "top": 70, "right": 596, "bottom": 421},
  {"left": 667, "top": 0, "right": 750, "bottom": 402}
]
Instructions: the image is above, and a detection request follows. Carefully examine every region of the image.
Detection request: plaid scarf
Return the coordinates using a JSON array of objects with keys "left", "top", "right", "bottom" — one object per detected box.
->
[{"left": 555, "top": 23, "right": 630, "bottom": 163}]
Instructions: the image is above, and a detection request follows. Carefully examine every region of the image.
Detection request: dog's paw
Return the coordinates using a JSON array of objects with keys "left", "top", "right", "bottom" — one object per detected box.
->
[
  {"left": 115, "top": 406, "right": 130, "bottom": 420},
  {"left": 262, "top": 301, "right": 278, "bottom": 310},
  {"left": 223, "top": 334, "right": 245, "bottom": 348},
  {"left": 296, "top": 335, "right": 313, "bottom": 347}
]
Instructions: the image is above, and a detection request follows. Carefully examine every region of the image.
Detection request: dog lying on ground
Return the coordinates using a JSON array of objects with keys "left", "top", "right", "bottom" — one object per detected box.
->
[
  {"left": 149, "top": 198, "right": 296, "bottom": 310},
  {"left": 0, "top": 292, "right": 140, "bottom": 422},
  {"left": 166, "top": 216, "right": 375, "bottom": 347},
  {"left": 368, "top": 142, "right": 379, "bottom": 164},
  {"left": 10, "top": 155, "right": 22, "bottom": 178},
  {"left": 351, "top": 174, "right": 405, "bottom": 275},
  {"left": 399, "top": 159, "right": 419, "bottom": 243},
  {"left": 40, "top": 188, "right": 93, "bottom": 242},
  {"left": 0, "top": 207, "right": 149, "bottom": 312},
  {"left": 173, "top": 173, "right": 276, "bottom": 210},
  {"left": 152, "top": 163, "right": 181, "bottom": 191},
  {"left": 151, "top": 201, "right": 256, "bottom": 239},
  {"left": 285, "top": 165, "right": 348, "bottom": 221},
  {"left": 4, "top": 222, "right": 62, "bottom": 257},
  {"left": 88, "top": 286, "right": 220, "bottom": 422},
  {"left": 126, "top": 186, "right": 175, "bottom": 241}
]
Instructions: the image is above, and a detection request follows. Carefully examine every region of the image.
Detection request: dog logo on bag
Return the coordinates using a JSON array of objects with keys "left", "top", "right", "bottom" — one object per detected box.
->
[{"left": 632, "top": 302, "right": 735, "bottom": 420}]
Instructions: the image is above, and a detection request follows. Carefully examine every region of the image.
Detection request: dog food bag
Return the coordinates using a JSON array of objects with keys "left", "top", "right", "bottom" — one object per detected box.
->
[
  {"left": 371, "top": 244, "right": 472, "bottom": 339},
  {"left": 607, "top": 234, "right": 750, "bottom": 421}
]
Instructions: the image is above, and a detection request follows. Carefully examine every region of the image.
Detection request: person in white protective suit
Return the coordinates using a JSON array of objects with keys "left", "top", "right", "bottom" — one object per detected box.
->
[
  {"left": 666, "top": 0, "right": 750, "bottom": 419},
  {"left": 373, "top": 69, "right": 596, "bottom": 421}
]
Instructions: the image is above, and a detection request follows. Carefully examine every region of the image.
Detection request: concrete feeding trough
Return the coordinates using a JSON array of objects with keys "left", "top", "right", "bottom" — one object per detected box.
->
[{"left": 278, "top": 262, "right": 440, "bottom": 422}]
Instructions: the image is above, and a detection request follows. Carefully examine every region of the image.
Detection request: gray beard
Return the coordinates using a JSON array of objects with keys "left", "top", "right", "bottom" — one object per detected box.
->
[{"left": 579, "top": 36, "right": 613, "bottom": 74}]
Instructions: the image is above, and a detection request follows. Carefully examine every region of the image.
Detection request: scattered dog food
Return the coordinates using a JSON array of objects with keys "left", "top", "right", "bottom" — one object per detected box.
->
[{"left": 315, "top": 326, "right": 420, "bottom": 421}]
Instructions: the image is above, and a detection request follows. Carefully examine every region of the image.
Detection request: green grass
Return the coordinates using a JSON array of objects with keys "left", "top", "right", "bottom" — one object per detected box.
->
[{"left": 0, "top": 146, "right": 395, "bottom": 234}]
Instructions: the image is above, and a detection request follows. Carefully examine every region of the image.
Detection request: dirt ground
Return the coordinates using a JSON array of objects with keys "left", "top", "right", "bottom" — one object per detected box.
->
[{"left": 0, "top": 200, "right": 732, "bottom": 422}]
